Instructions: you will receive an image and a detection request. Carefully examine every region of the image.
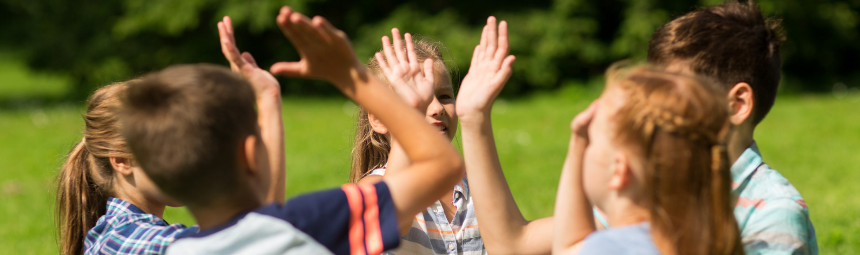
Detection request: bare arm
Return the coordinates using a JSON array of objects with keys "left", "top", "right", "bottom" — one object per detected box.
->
[
  {"left": 455, "top": 17, "right": 555, "bottom": 255},
  {"left": 552, "top": 102, "right": 599, "bottom": 255},
  {"left": 218, "top": 16, "right": 286, "bottom": 204},
  {"left": 269, "top": 8, "right": 464, "bottom": 232}
]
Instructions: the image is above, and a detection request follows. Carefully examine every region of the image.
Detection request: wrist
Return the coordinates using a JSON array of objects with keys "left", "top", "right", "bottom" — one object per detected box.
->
[{"left": 458, "top": 110, "right": 491, "bottom": 126}]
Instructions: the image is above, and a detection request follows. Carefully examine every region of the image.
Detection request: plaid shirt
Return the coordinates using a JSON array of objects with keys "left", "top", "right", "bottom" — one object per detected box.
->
[
  {"left": 733, "top": 142, "right": 818, "bottom": 255},
  {"left": 84, "top": 197, "right": 196, "bottom": 255},
  {"left": 369, "top": 168, "right": 486, "bottom": 255}
]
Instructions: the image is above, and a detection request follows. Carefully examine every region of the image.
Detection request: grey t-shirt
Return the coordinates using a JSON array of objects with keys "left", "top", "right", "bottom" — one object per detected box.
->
[{"left": 579, "top": 223, "right": 660, "bottom": 255}]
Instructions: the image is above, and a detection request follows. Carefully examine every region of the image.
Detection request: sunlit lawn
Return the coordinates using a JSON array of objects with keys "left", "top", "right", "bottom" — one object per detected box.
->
[{"left": 1, "top": 62, "right": 858, "bottom": 254}]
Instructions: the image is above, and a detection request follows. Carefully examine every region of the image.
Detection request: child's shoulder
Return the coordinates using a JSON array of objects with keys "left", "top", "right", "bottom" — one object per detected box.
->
[{"left": 167, "top": 211, "right": 331, "bottom": 255}]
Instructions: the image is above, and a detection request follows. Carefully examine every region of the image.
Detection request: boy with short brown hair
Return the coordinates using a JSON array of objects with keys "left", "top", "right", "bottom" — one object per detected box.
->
[{"left": 648, "top": 1, "right": 817, "bottom": 254}]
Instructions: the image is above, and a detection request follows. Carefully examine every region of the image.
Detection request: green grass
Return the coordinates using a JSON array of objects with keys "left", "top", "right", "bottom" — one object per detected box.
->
[{"left": 2, "top": 58, "right": 858, "bottom": 253}]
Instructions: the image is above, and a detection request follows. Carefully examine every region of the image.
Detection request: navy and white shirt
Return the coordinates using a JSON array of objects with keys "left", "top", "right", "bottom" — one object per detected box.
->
[
  {"left": 168, "top": 182, "right": 401, "bottom": 255},
  {"left": 84, "top": 197, "right": 197, "bottom": 255}
]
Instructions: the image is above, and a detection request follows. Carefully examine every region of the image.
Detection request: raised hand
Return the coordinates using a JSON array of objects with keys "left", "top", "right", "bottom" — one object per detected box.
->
[
  {"left": 456, "top": 17, "right": 516, "bottom": 122},
  {"left": 375, "top": 29, "right": 435, "bottom": 112},
  {"left": 571, "top": 100, "right": 599, "bottom": 144},
  {"left": 217, "top": 16, "right": 280, "bottom": 99},
  {"left": 270, "top": 7, "right": 365, "bottom": 93}
]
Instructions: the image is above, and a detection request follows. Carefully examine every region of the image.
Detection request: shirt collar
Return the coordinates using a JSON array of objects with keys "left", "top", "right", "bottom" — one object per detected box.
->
[
  {"left": 105, "top": 197, "right": 147, "bottom": 216},
  {"left": 730, "top": 141, "right": 764, "bottom": 191}
]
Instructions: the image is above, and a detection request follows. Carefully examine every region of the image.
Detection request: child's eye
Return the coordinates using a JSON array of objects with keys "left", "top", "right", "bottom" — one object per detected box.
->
[{"left": 437, "top": 94, "right": 453, "bottom": 100}]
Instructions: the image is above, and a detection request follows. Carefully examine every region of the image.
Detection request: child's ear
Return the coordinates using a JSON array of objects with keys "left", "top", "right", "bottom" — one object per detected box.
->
[
  {"left": 608, "top": 153, "right": 631, "bottom": 190},
  {"left": 110, "top": 157, "right": 134, "bottom": 176},
  {"left": 727, "top": 82, "right": 754, "bottom": 126},
  {"left": 368, "top": 113, "right": 389, "bottom": 134},
  {"left": 240, "top": 135, "right": 259, "bottom": 175}
]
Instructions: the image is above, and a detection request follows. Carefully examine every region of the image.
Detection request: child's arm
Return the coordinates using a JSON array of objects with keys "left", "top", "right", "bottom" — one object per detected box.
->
[
  {"left": 457, "top": 17, "right": 558, "bottom": 255},
  {"left": 217, "top": 16, "right": 286, "bottom": 204},
  {"left": 551, "top": 102, "right": 598, "bottom": 255},
  {"left": 269, "top": 7, "right": 464, "bottom": 233}
]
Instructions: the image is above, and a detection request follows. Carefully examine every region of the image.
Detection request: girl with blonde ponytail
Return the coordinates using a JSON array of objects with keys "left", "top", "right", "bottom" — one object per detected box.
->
[
  {"left": 551, "top": 65, "right": 743, "bottom": 255},
  {"left": 56, "top": 82, "right": 193, "bottom": 255}
]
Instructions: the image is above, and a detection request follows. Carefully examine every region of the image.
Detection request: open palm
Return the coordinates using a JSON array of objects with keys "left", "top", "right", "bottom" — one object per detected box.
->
[
  {"left": 375, "top": 29, "right": 435, "bottom": 112},
  {"left": 456, "top": 17, "right": 516, "bottom": 121}
]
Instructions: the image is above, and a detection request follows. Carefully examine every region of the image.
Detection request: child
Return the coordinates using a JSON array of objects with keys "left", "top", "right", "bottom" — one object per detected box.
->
[
  {"left": 56, "top": 81, "right": 193, "bottom": 255},
  {"left": 53, "top": 16, "right": 287, "bottom": 255},
  {"left": 462, "top": 2, "right": 817, "bottom": 254},
  {"left": 552, "top": 65, "right": 742, "bottom": 255},
  {"left": 351, "top": 29, "right": 494, "bottom": 254},
  {"left": 120, "top": 7, "right": 464, "bottom": 255},
  {"left": 647, "top": 2, "right": 817, "bottom": 253}
]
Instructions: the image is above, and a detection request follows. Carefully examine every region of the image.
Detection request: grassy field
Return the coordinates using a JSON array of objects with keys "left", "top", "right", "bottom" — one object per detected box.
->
[{"left": 1, "top": 63, "right": 858, "bottom": 254}]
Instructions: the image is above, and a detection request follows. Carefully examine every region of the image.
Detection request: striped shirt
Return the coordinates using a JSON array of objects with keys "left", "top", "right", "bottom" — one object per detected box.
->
[
  {"left": 733, "top": 142, "right": 818, "bottom": 255},
  {"left": 369, "top": 167, "right": 486, "bottom": 255},
  {"left": 84, "top": 197, "right": 197, "bottom": 255},
  {"left": 168, "top": 182, "right": 400, "bottom": 255}
]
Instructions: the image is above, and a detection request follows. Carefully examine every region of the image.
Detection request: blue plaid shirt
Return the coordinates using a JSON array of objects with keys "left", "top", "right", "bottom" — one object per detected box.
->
[{"left": 84, "top": 197, "right": 197, "bottom": 255}]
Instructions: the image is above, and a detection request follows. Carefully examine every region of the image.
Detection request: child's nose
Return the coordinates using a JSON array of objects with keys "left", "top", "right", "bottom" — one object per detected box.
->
[{"left": 427, "top": 97, "right": 445, "bottom": 117}]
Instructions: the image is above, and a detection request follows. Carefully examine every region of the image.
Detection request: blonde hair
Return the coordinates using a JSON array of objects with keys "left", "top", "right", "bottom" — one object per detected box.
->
[
  {"left": 56, "top": 82, "right": 133, "bottom": 255},
  {"left": 607, "top": 65, "right": 743, "bottom": 255},
  {"left": 348, "top": 37, "right": 451, "bottom": 183}
]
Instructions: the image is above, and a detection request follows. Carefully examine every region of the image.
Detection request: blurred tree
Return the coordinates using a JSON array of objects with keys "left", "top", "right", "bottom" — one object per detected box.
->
[{"left": 1, "top": 0, "right": 858, "bottom": 99}]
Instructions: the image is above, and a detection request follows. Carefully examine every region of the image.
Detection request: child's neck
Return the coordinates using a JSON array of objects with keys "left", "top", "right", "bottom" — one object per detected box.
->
[
  {"left": 604, "top": 204, "right": 649, "bottom": 227},
  {"left": 189, "top": 198, "right": 263, "bottom": 230},
  {"left": 727, "top": 121, "right": 755, "bottom": 165},
  {"left": 113, "top": 182, "right": 166, "bottom": 218}
]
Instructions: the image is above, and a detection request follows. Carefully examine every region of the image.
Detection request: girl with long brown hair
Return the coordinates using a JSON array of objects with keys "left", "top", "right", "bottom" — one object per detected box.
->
[
  {"left": 551, "top": 65, "right": 743, "bottom": 255},
  {"left": 349, "top": 18, "right": 515, "bottom": 254},
  {"left": 55, "top": 81, "right": 191, "bottom": 255}
]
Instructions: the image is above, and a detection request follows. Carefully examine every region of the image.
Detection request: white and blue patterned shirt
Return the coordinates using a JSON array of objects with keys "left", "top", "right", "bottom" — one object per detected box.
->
[
  {"left": 369, "top": 167, "right": 486, "bottom": 255},
  {"left": 84, "top": 197, "right": 197, "bottom": 255}
]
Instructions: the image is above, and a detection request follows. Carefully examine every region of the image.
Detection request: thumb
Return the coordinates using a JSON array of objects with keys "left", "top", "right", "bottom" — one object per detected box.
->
[{"left": 270, "top": 61, "right": 305, "bottom": 77}]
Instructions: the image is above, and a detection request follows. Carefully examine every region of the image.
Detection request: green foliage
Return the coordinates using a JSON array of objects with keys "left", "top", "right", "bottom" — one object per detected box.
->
[{"left": 1, "top": 0, "right": 859, "bottom": 98}]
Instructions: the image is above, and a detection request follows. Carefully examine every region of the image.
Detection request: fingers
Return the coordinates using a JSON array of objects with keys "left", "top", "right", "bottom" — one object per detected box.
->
[
  {"left": 391, "top": 28, "right": 409, "bottom": 67},
  {"left": 270, "top": 61, "right": 305, "bottom": 77},
  {"left": 224, "top": 16, "right": 234, "bottom": 35},
  {"left": 311, "top": 16, "right": 333, "bottom": 42},
  {"left": 275, "top": 7, "right": 307, "bottom": 51},
  {"left": 375, "top": 52, "right": 391, "bottom": 74},
  {"left": 290, "top": 12, "right": 324, "bottom": 45},
  {"left": 470, "top": 45, "right": 482, "bottom": 68},
  {"left": 491, "top": 55, "right": 516, "bottom": 86},
  {"left": 486, "top": 17, "right": 498, "bottom": 60},
  {"left": 241, "top": 52, "right": 258, "bottom": 68},
  {"left": 419, "top": 58, "right": 436, "bottom": 97},
  {"left": 218, "top": 17, "right": 243, "bottom": 71},
  {"left": 422, "top": 58, "right": 435, "bottom": 85},
  {"left": 381, "top": 35, "right": 399, "bottom": 70},
  {"left": 494, "top": 20, "right": 510, "bottom": 61},
  {"left": 572, "top": 100, "right": 600, "bottom": 132},
  {"left": 405, "top": 33, "right": 420, "bottom": 73}
]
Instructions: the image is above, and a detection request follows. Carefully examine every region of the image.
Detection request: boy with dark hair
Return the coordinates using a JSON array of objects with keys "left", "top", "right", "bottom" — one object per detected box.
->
[
  {"left": 648, "top": 1, "right": 817, "bottom": 254},
  {"left": 120, "top": 6, "right": 465, "bottom": 255},
  {"left": 459, "top": 1, "right": 817, "bottom": 255}
]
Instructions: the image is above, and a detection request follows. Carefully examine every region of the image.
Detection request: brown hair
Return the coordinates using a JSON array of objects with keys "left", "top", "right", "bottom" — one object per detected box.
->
[
  {"left": 120, "top": 64, "right": 257, "bottom": 207},
  {"left": 608, "top": 66, "right": 742, "bottom": 255},
  {"left": 56, "top": 82, "right": 133, "bottom": 255},
  {"left": 647, "top": 0, "right": 785, "bottom": 125},
  {"left": 348, "top": 38, "right": 451, "bottom": 183}
]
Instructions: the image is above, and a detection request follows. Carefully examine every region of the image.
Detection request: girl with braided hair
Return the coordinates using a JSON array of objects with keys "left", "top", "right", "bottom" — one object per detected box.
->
[{"left": 552, "top": 65, "right": 744, "bottom": 255}]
